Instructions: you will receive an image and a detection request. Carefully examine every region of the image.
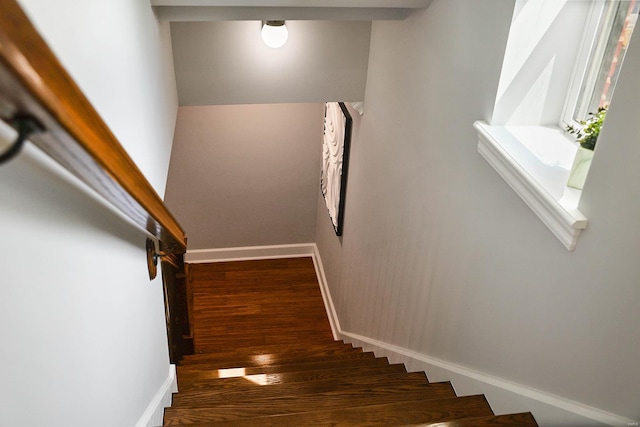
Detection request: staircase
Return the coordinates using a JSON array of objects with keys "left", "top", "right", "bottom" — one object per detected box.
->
[{"left": 162, "top": 258, "right": 538, "bottom": 426}]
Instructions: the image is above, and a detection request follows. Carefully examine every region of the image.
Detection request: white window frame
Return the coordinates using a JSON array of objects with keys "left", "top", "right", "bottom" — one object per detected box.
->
[
  {"left": 560, "top": 1, "right": 609, "bottom": 130},
  {"left": 562, "top": 0, "right": 638, "bottom": 129},
  {"left": 474, "top": 0, "right": 638, "bottom": 251}
]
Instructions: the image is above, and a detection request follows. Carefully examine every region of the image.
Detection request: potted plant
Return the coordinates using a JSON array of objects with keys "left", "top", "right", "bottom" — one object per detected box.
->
[{"left": 565, "top": 105, "right": 607, "bottom": 189}]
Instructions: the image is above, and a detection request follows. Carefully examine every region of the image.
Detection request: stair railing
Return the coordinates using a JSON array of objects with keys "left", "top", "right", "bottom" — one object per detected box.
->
[{"left": 0, "top": 0, "right": 192, "bottom": 362}]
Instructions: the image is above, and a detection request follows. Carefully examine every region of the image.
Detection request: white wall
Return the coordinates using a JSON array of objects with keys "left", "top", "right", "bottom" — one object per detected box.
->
[
  {"left": 315, "top": 0, "right": 640, "bottom": 425},
  {"left": 0, "top": 0, "right": 178, "bottom": 425},
  {"left": 15, "top": 0, "right": 178, "bottom": 194},
  {"left": 171, "top": 20, "right": 371, "bottom": 105},
  {"left": 165, "top": 104, "right": 323, "bottom": 249}
]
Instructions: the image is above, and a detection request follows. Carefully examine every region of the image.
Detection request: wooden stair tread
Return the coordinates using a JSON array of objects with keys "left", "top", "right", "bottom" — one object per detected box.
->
[
  {"left": 171, "top": 380, "right": 454, "bottom": 408},
  {"left": 193, "top": 319, "right": 327, "bottom": 330},
  {"left": 182, "top": 345, "right": 362, "bottom": 363},
  {"left": 404, "top": 412, "right": 538, "bottom": 426},
  {"left": 177, "top": 363, "right": 411, "bottom": 391},
  {"left": 179, "top": 350, "right": 375, "bottom": 369},
  {"left": 163, "top": 395, "right": 493, "bottom": 426},
  {"left": 194, "top": 330, "right": 335, "bottom": 346},
  {"left": 174, "top": 371, "right": 431, "bottom": 400},
  {"left": 177, "top": 355, "right": 392, "bottom": 379},
  {"left": 193, "top": 335, "right": 336, "bottom": 352},
  {"left": 164, "top": 384, "right": 459, "bottom": 423}
]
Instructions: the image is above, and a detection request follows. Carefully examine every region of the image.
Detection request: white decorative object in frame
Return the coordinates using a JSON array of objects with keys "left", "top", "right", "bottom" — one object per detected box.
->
[{"left": 321, "top": 102, "right": 353, "bottom": 236}]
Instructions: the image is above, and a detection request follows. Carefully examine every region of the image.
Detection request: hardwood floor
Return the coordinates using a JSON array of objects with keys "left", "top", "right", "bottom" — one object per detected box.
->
[
  {"left": 189, "top": 257, "right": 334, "bottom": 353},
  {"left": 163, "top": 257, "right": 538, "bottom": 426}
]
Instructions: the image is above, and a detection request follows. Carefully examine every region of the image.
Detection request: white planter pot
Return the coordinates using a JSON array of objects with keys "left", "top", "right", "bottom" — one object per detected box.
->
[{"left": 567, "top": 147, "right": 594, "bottom": 190}]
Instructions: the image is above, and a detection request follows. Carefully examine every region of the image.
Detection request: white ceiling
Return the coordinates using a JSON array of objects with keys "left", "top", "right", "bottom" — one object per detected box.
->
[{"left": 152, "top": 0, "right": 433, "bottom": 21}]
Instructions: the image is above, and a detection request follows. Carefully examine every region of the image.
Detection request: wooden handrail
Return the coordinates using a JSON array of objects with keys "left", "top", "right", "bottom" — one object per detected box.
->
[{"left": 0, "top": 0, "right": 186, "bottom": 252}]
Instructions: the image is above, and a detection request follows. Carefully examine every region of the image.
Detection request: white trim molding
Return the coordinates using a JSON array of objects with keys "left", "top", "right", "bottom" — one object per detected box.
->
[
  {"left": 474, "top": 121, "right": 587, "bottom": 251},
  {"left": 313, "top": 248, "right": 635, "bottom": 427},
  {"left": 135, "top": 364, "right": 177, "bottom": 427},
  {"left": 311, "top": 244, "right": 340, "bottom": 340},
  {"left": 336, "top": 332, "right": 634, "bottom": 427},
  {"left": 185, "top": 243, "right": 316, "bottom": 263}
]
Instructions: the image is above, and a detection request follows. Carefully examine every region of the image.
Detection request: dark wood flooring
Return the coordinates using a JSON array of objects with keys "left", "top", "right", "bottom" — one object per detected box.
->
[
  {"left": 163, "top": 257, "right": 537, "bottom": 426},
  {"left": 189, "top": 257, "right": 333, "bottom": 353}
]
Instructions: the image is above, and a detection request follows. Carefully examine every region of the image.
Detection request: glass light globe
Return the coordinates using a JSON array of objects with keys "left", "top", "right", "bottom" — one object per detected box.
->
[{"left": 261, "top": 21, "right": 288, "bottom": 49}]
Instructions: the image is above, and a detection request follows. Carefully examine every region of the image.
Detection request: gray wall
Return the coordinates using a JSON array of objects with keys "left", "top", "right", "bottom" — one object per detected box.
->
[
  {"left": 165, "top": 103, "right": 323, "bottom": 249},
  {"left": 316, "top": 0, "right": 640, "bottom": 424},
  {"left": 0, "top": 0, "right": 178, "bottom": 426},
  {"left": 171, "top": 20, "right": 371, "bottom": 105}
]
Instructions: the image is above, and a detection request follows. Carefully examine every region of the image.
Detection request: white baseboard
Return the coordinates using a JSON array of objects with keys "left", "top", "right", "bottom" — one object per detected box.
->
[
  {"left": 311, "top": 244, "right": 340, "bottom": 340},
  {"left": 312, "top": 249, "right": 635, "bottom": 427},
  {"left": 135, "top": 364, "right": 177, "bottom": 427},
  {"left": 185, "top": 243, "right": 316, "bottom": 263}
]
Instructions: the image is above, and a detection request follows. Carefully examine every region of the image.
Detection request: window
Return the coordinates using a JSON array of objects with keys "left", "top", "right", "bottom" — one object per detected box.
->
[
  {"left": 564, "top": 0, "right": 639, "bottom": 127},
  {"left": 474, "top": 0, "right": 639, "bottom": 250}
]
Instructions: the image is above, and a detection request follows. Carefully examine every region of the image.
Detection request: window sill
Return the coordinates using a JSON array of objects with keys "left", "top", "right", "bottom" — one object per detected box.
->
[{"left": 474, "top": 121, "right": 588, "bottom": 251}]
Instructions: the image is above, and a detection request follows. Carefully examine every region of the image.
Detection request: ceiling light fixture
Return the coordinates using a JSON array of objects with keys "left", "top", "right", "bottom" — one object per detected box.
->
[{"left": 261, "top": 20, "right": 288, "bottom": 49}]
